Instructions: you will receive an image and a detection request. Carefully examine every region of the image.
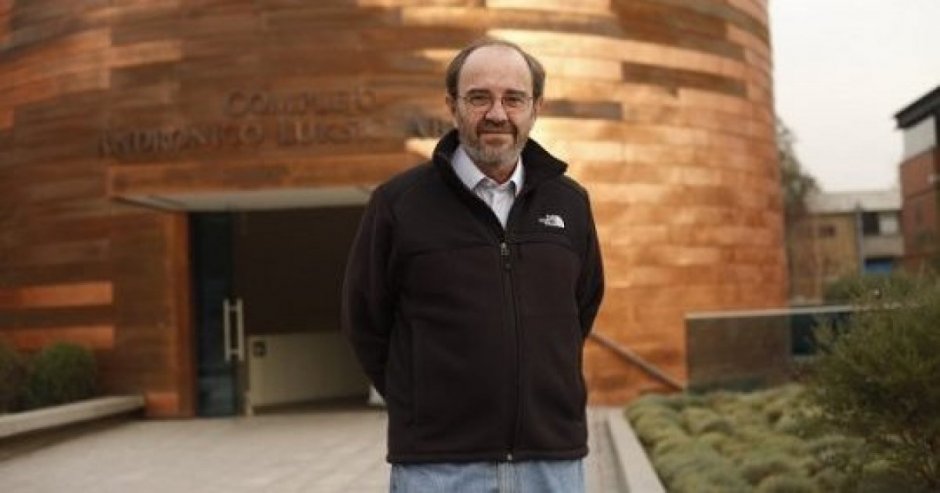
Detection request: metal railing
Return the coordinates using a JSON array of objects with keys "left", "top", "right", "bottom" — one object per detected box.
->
[{"left": 588, "top": 331, "right": 685, "bottom": 391}]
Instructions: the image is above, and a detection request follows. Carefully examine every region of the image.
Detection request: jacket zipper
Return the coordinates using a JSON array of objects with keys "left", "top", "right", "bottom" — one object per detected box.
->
[
  {"left": 500, "top": 187, "right": 535, "bottom": 463},
  {"left": 499, "top": 239, "right": 521, "bottom": 462},
  {"left": 459, "top": 177, "right": 532, "bottom": 462}
]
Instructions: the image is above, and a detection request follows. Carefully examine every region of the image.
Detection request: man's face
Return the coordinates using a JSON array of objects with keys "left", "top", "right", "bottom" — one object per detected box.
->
[{"left": 447, "top": 46, "right": 541, "bottom": 173}]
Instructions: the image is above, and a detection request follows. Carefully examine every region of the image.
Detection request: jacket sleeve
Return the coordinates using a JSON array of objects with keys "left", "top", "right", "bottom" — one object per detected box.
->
[
  {"left": 341, "top": 187, "right": 395, "bottom": 396},
  {"left": 577, "top": 197, "right": 604, "bottom": 337}
]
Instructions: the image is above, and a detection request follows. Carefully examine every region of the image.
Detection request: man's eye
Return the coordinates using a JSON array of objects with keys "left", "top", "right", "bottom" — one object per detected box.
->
[
  {"left": 503, "top": 96, "right": 525, "bottom": 108},
  {"left": 468, "top": 95, "right": 492, "bottom": 106}
]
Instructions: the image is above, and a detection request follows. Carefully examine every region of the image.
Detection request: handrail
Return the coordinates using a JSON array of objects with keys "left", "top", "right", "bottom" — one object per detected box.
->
[{"left": 588, "top": 331, "right": 685, "bottom": 391}]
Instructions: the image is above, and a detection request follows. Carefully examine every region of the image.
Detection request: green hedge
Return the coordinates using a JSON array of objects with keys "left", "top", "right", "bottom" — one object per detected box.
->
[
  {"left": 0, "top": 341, "right": 98, "bottom": 413},
  {"left": 0, "top": 341, "right": 27, "bottom": 413},
  {"left": 23, "top": 342, "right": 97, "bottom": 410}
]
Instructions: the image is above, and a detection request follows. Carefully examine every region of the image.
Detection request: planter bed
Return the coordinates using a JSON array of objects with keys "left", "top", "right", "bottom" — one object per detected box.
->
[{"left": 626, "top": 385, "right": 926, "bottom": 493}]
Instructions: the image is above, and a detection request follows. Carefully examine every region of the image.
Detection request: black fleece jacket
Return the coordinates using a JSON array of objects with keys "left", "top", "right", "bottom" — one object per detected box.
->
[{"left": 341, "top": 130, "right": 604, "bottom": 464}]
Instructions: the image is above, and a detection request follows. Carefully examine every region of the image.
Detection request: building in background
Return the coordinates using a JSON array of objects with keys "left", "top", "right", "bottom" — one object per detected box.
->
[
  {"left": 896, "top": 85, "right": 940, "bottom": 272},
  {"left": 788, "top": 190, "right": 903, "bottom": 303},
  {"left": 0, "top": 1, "right": 785, "bottom": 416}
]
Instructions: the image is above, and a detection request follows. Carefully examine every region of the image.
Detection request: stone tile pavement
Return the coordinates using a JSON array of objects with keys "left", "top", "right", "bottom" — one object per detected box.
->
[{"left": 0, "top": 406, "right": 626, "bottom": 492}]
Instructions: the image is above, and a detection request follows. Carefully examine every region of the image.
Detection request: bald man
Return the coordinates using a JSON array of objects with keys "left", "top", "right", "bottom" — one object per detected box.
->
[{"left": 343, "top": 39, "right": 604, "bottom": 493}]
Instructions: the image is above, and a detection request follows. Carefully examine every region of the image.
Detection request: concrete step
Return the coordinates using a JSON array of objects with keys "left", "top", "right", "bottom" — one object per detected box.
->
[{"left": 0, "top": 396, "right": 145, "bottom": 440}]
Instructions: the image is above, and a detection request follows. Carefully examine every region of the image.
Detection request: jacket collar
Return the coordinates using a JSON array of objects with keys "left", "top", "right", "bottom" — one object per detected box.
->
[{"left": 432, "top": 129, "right": 566, "bottom": 195}]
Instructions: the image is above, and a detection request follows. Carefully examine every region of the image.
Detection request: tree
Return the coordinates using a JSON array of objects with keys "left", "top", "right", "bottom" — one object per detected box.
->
[
  {"left": 778, "top": 119, "right": 822, "bottom": 301},
  {"left": 777, "top": 118, "right": 818, "bottom": 222},
  {"left": 807, "top": 278, "right": 940, "bottom": 490}
]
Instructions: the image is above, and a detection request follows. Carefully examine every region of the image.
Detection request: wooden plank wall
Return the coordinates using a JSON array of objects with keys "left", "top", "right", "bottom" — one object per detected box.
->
[
  {"left": 0, "top": 0, "right": 784, "bottom": 411},
  {"left": 0, "top": 1, "right": 192, "bottom": 416},
  {"left": 558, "top": 0, "right": 785, "bottom": 402}
]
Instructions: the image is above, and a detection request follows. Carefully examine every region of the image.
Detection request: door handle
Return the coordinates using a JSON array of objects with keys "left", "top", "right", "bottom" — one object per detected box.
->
[{"left": 223, "top": 298, "right": 245, "bottom": 362}]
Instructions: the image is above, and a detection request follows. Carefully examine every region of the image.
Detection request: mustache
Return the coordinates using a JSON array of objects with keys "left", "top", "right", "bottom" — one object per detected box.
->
[{"left": 477, "top": 120, "right": 516, "bottom": 135}]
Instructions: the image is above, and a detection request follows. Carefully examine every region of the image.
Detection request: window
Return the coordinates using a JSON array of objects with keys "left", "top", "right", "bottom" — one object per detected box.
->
[
  {"left": 860, "top": 211, "right": 900, "bottom": 236},
  {"left": 878, "top": 213, "right": 899, "bottom": 235},
  {"left": 861, "top": 212, "right": 880, "bottom": 236}
]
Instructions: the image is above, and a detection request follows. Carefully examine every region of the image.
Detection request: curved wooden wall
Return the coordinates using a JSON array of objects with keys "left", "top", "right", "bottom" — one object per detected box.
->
[{"left": 0, "top": 0, "right": 784, "bottom": 414}]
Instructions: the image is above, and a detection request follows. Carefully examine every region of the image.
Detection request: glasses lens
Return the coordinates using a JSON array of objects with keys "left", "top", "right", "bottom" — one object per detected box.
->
[
  {"left": 462, "top": 93, "right": 529, "bottom": 111},
  {"left": 503, "top": 95, "right": 527, "bottom": 109},
  {"left": 466, "top": 95, "right": 492, "bottom": 108}
]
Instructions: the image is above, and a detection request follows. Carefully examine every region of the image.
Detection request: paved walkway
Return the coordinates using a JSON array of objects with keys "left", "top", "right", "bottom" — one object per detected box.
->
[{"left": 0, "top": 406, "right": 625, "bottom": 492}]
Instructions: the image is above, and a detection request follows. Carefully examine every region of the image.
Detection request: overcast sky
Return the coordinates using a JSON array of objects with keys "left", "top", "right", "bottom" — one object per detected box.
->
[{"left": 769, "top": 1, "right": 940, "bottom": 192}]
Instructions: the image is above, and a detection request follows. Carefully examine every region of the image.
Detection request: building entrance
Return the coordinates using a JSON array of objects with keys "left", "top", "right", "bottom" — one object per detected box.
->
[{"left": 191, "top": 207, "right": 369, "bottom": 417}]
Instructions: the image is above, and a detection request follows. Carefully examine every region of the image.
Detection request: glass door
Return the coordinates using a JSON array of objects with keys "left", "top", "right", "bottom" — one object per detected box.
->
[{"left": 191, "top": 213, "right": 243, "bottom": 416}]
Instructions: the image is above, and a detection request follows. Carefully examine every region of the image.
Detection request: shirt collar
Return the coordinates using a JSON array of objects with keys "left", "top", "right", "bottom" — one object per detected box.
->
[{"left": 452, "top": 145, "right": 524, "bottom": 196}]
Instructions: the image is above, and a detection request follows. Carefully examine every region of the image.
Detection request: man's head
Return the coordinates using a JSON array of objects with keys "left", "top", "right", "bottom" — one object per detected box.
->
[{"left": 445, "top": 39, "right": 545, "bottom": 178}]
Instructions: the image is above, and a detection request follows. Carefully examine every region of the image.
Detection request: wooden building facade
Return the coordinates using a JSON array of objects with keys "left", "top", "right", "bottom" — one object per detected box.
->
[{"left": 0, "top": 0, "right": 785, "bottom": 417}]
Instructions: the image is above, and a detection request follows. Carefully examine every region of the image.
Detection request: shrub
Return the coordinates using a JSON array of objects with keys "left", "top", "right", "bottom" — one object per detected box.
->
[
  {"left": 656, "top": 442, "right": 746, "bottom": 492},
  {"left": 756, "top": 435, "right": 808, "bottom": 457},
  {"left": 631, "top": 383, "right": 933, "bottom": 492},
  {"left": 0, "top": 341, "right": 27, "bottom": 412},
  {"left": 853, "top": 459, "right": 933, "bottom": 493},
  {"left": 805, "top": 435, "right": 862, "bottom": 468},
  {"left": 812, "top": 468, "right": 850, "bottom": 493},
  {"left": 807, "top": 276, "right": 940, "bottom": 490},
  {"left": 698, "top": 431, "right": 728, "bottom": 450},
  {"left": 628, "top": 392, "right": 679, "bottom": 411},
  {"left": 756, "top": 473, "right": 817, "bottom": 493},
  {"left": 763, "top": 384, "right": 804, "bottom": 424},
  {"left": 682, "top": 407, "right": 732, "bottom": 436},
  {"left": 773, "top": 412, "right": 802, "bottom": 434},
  {"left": 670, "top": 468, "right": 750, "bottom": 493},
  {"left": 822, "top": 272, "right": 915, "bottom": 303},
  {"left": 632, "top": 413, "right": 685, "bottom": 446},
  {"left": 23, "top": 342, "right": 97, "bottom": 409},
  {"left": 625, "top": 398, "right": 681, "bottom": 426},
  {"left": 651, "top": 432, "right": 693, "bottom": 458},
  {"left": 739, "top": 451, "right": 801, "bottom": 485}
]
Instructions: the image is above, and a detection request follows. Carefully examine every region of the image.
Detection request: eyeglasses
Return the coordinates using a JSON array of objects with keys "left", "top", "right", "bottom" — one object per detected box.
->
[{"left": 460, "top": 92, "right": 533, "bottom": 112}]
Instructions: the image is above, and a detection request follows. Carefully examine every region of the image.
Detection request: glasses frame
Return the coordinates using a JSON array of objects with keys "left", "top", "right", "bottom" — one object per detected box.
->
[{"left": 459, "top": 91, "right": 534, "bottom": 112}]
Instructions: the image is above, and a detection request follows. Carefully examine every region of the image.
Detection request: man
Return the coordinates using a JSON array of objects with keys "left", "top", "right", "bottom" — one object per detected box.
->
[{"left": 342, "top": 39, "right": 604, "bottom": 492}]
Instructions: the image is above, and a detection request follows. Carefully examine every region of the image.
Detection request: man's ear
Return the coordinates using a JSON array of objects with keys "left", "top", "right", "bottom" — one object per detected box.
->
[
  {"left": 445, "top": 94, "right": 457, "bottom": 116},
  {"left": 532, "top": 97, "right": 543, "bottom": 118},
  {"left": 445, "top": 94, "right": 459, "bottom": 127}
]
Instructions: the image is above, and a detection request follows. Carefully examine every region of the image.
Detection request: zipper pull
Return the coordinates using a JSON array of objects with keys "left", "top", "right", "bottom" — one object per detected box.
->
[{"left": 500, "top": 242, "right": 511, "bottom": 270}]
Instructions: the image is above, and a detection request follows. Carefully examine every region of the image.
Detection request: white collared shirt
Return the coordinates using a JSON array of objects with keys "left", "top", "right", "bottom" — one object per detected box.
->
[{"left": 452, "top": 146, "right": 524, "bottom": 229}]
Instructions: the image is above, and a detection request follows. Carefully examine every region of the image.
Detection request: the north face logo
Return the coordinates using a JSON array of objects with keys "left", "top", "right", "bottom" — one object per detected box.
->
[{"left": 538, "top": 214, "right": 565, "bottom": 229}]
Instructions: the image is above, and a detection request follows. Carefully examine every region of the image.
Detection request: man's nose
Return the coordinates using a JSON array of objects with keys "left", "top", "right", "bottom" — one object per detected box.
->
[{"left": 484, "top": 99, "right": 509, "bottom": 121}]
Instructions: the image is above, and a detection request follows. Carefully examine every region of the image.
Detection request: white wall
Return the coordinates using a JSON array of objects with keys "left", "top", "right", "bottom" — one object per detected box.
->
[
  {"left": 903, "top": 116, "right": 936, "bottom": 160},
  {"left": 247, "top": 331, "right": 368, "bottom": 408}
]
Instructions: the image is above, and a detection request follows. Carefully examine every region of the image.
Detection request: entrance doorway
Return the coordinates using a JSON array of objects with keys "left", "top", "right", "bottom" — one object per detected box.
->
[{"left": 191, "top": 207, "right": 369, "bottom": 417}]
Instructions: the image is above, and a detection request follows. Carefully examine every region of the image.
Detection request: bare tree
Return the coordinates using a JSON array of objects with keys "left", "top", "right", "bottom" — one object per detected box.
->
[
  {"left": 778, "top": 118, "right": 822, "bottom": 301},
  {"left": 777, "top": 118, "right": 819, "bottom": 222}
]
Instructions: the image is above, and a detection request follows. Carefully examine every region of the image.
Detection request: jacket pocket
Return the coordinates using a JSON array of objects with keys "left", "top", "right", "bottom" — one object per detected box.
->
[
  {"left": 519, "top": 313, "right": 587, "bottom": 450},
  {"left": 410, "top": 316, "right": 513, "bottom": 450},
  {"left": 511, "top": 234, "right": 580, "bottom": 317}
]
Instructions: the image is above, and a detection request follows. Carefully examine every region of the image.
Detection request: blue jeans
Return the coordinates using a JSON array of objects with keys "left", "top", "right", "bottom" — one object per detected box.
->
[{"left": 390, "top": 460, "right": 584, "bottom": 493}]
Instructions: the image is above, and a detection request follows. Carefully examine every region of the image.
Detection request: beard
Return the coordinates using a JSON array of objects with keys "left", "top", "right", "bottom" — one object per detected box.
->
[{"left": 456, "top": 115, "right": 529, "bottom": 171}]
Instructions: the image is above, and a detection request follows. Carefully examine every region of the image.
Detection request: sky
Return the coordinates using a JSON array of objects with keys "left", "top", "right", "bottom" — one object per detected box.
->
[{"left": 769, "top": 0, "right": 940, "bottom": 192}]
